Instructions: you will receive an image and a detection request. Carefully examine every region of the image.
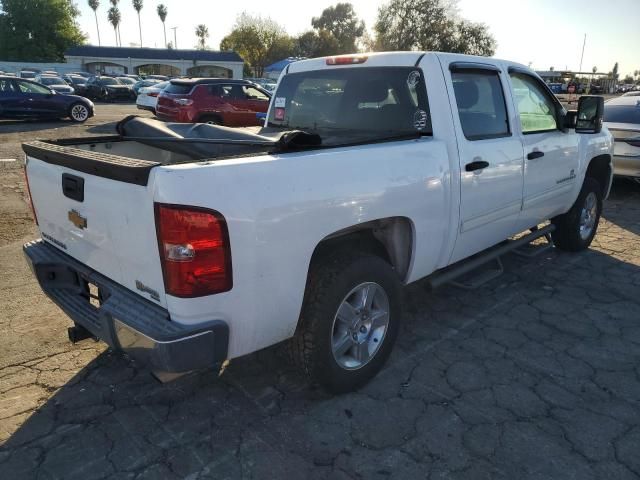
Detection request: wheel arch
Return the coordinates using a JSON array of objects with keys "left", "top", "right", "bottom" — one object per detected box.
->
[
  {"left": 196, "top": 112, "right": 223, "bottom": 124},
  {"left": 308, "top": 217, "right": 415, "bottom": 284},
  {"left": 585, "top": 154, "right": 612, "bottom": 198}
]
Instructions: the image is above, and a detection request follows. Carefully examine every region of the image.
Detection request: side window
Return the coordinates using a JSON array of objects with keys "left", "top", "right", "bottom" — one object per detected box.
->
[
  {"left": 509, "top": 73, "right": 558, "bottom": 133},
  {"left": 243, "top": 86, "right": 269, "bottom": 101},
  {"left": 451, "top": 70, "right": 510, "bottom": 140},
  {"left": 16, "top": 81, "right": 50, "bottom": 94}
]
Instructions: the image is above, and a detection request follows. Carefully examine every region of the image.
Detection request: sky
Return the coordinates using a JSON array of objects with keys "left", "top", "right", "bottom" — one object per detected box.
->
[{"left": 75, "top": 0, "right": 640, "bottom": 77}]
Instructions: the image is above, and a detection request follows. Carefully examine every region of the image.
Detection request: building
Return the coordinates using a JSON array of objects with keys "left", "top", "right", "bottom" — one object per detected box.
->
[
  {"left": 0, "top": 46, "right": 244, "bottom": 78},
  {"left": 65, "top": 46, "right": 244, "bottom": 78},
  {"left": 264, "top": 57, "right": 306, "bottom": 80}
]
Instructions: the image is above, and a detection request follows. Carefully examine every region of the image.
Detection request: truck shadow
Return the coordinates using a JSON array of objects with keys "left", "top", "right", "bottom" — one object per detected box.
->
[
  {"left": 2, "top": 240, "right": 640, "bottom": 478},
  {"left": 603, "top": 177, "right": 640, "bottom": 236}
]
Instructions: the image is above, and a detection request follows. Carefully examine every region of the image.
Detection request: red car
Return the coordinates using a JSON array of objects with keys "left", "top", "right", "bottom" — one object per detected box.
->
[{"left": 156, "top": 78, "right": 271, "bottom": 126}]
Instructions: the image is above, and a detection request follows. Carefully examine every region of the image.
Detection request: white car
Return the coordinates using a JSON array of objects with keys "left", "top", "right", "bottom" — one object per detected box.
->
[
  {"left": 604, "top": 95, "right": 640, "bottom": 179},
  {"left": 136, "top": 81, "right": 168, "bottom": 114},
  {"left": 23, "top": 52, "right": 613, "bottom": 392}
]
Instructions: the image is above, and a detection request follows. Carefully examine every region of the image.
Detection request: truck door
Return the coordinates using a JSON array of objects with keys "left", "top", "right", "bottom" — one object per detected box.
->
[
  {"left": 446, "top": 63, "right": 525, "bottom": 263},
  {"left": 506, "top": 69, "right": 580, "bottom": 229}
]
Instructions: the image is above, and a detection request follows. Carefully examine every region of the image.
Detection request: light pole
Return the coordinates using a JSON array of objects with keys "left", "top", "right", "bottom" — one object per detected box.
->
[{"left": 171, "top": 27, "right": 178, "bottom": 49}]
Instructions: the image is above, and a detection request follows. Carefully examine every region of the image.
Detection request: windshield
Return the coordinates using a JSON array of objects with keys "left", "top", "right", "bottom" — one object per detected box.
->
[
  {"left": 604, "top": 105, "right": 640, "bottom": 124},
  {"left": 118, "top": 77, "right": 135, "bottom": 85},
  {"left": 69, "top": 77, "right": 85, "bottom": 85},
  {"left": 100, "top": 78, "right": 121, "bottom": 86},
  {"left": 40, "top": 77, "right": 64, "bottom": 85},
  {"left": 267, "top": 67, "right": 432, "bottom": 141}
]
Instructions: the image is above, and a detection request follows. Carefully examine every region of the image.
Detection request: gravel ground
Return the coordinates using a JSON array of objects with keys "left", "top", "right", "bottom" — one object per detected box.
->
[{"left": 0, "top": 104, "right": 639, "bottom": 479}]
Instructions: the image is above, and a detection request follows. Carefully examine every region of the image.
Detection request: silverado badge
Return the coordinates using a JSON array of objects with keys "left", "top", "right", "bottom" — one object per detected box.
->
[{"left": 68, "top": 209, "right": 87, "bottom": 229}]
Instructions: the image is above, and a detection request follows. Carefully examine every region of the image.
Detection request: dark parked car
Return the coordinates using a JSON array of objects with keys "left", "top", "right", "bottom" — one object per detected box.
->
[
  {"left": 85, "top": 76, "right": 135, "bottom": 101},
  {"left": 63, "top": 75, "right": 89, "bottom": 96},
  {"left": 0, "top": 76, "right": 94, "bottom": 122},
  {"left": 34, "top": 75, "right": 75, "bottom": 94},
  {"left": 156, "top": 78, "right": 271, "bottom": 126}
]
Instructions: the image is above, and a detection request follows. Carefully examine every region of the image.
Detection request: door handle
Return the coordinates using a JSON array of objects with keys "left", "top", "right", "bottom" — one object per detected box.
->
[
  {"left": 465, "top": 160, "right": 489, "bottom": 172},
  {"left": 527, "top": 151, "right": 544, "bottom": 160}
]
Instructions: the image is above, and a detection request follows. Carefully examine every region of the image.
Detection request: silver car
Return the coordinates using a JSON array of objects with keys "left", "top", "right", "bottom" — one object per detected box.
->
[{"left": 604, "top": 96, "right": 640, "bottom": 180}]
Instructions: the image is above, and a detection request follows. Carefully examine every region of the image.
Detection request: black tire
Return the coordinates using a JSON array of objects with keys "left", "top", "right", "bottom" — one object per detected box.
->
[
  {"left": 551, "top": 177, "right": 602, "bottom": 251},
  {"left": 290, "top": 251, "right": 402, "bottom": 393}
]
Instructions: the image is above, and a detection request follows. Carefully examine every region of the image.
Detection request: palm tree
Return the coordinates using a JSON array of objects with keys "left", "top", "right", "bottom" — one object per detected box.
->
[
  {"left": 132, "top": 0, "right": 143, "bottom": 47},
  {"left": 157, "top": 4, "right": 168, "bottom": 47},
  {"left": 109, "top": 0, "right": 121, "bottom": 46},
  {"left": 195, "top": 24, "right": 209, "bottom": 50},
  {"left": 88, "top": 0, "right": 101, "bottom": 46},
  {"left": 107, "top": 6, "right": 121, "bottom": 46}
]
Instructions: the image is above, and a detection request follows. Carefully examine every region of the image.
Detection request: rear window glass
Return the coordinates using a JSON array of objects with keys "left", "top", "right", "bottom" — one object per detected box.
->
[
  {"left": 268, "top": 67, "right": 431, "bottom": 135},
  {"left": 604, "top": 105, "right": 640, "bottom": 124},
  {"left": 164, "top": 83, "right": 193, "bottom": 95}
]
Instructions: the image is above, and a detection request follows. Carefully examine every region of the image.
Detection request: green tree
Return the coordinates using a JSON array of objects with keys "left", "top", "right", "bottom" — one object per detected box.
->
[
  {"left": 195, "top": 24, "right": 209, "bottom": 50},
  {"left": 295, "top": 30, "right": 340, "bottom": 58},
  {"left": 88, "top": 0, "right": 101, "bottom": 46},
  {"left": 220, "top": 13, "right": 293, "bottom": 77},
  {"left": 311, "top": 2, "right": 365, "bottom": 53},
  {"left": 374, "top": 0, "right": 496, "bottom": 56},
  {"left": 0, "top": 0, "right": 85, "bottom": 61},
  {"left": 109, "top": 0, "right": 121, "bottom": 46},
  {"left": 132, "top": 0, "right": 143, "bottom": 47},
  {"left": 157, "top": 3, "right": 168, "bottom": 47},
  {"left": 107, "top": 6, "right": 121, "bottom": 46},
  {"left": 611, "top": 62, "right": 619, "bottom": 80}
]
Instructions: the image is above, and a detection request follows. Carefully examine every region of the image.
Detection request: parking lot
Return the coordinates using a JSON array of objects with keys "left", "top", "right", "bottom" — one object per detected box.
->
[{"left": 1, "top": 104, "right": 639, "bottom": 479}]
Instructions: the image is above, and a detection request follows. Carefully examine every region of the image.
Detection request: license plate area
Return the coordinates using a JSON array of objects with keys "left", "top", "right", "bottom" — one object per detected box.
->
[{"left": 79, "top": 276, "right": 109, "bottom": 309}]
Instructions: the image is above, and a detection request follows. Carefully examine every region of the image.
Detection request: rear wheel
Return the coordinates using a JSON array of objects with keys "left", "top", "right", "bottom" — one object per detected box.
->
[
  {"left": 69, "top": 103, "right": 90, "bottom": 123},
  {"left": 290, "top": 251, "right": 401, "bottom": 393},
  {"left": 552, "top": 177, "right": 602, "bottom": 251}
]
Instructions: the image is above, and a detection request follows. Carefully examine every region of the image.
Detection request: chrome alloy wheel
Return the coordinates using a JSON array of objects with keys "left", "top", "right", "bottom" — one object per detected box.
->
[
  {"left": 330, "top": 282, "right": 390, "bottom": 370},
  {"left": 579, "top": 191, "right": 598, "bottom": 240},
  {"left": 71, "top": 104, "right": 89, "bottom": 122}
]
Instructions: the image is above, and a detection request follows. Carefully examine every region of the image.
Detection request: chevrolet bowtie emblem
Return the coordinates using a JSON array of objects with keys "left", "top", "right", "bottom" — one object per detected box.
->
[{"left": 68, "top": 209, "right": 87, "bottom": 229}]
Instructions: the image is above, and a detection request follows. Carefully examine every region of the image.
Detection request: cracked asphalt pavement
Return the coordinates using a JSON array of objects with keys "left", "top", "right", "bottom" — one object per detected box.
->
[{"left": 1, "top": 105, "right": 640, "bottom": 479}]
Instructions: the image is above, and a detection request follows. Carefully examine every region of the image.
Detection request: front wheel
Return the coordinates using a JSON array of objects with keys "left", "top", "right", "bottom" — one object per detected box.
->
[
  {"left": 290, "top": 252, "right": 401, "bottom": 393},
  {"left": 69, "top": 103, "right": 90, "bottom": 123},
  {"left": 552, "top": 177, "right": 602, "bottom": 251}
]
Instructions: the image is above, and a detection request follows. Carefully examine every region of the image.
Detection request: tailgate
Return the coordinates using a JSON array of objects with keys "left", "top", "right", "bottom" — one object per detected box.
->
[{"left": 23, "top": 141, "right": 168, "bottom": 307}]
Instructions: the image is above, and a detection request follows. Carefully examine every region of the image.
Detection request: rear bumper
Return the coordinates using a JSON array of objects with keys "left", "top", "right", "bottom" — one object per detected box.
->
[
  {"left": 136, "top": 104, "right": 156, "bottom": 113},
  {"left": 23, "top": 239, "right": 229, "bottom": 373}
]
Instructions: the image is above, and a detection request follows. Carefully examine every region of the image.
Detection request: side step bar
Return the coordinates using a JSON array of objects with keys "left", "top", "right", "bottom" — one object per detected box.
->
[{"left": 427, "top": 224, "right": 555, "bottom": 290}]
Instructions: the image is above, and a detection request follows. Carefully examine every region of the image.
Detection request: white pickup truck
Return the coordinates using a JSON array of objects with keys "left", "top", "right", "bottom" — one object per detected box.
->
[{"left": 23, "top": 52, "right": 613, "bottom": 392}]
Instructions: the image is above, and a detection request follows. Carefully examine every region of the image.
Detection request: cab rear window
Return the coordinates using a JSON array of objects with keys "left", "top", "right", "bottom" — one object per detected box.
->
[
  {"left": 268, "top": 67, "right": 432, "bottom": 135},
  {"left": 164, "top": 83, "right": 193, "bottom": 95}
]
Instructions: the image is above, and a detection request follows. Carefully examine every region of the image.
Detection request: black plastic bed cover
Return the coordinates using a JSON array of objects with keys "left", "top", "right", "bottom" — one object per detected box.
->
[
  {"left": 22, "top": 116, "right": 321, "bottom": 186},
  {"left": 115, "top": 115, "right": 321, "bottom": 160}
]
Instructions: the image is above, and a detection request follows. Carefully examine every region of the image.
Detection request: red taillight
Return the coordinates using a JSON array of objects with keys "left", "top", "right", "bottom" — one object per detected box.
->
[
  {"left": 148, "top": 92, "right": 159, "bottom": 97},
  {"left": 23, "top": 163, "right": 38, "bottom": 225},
  {"left": 155, "top": 204, "right": 232, "bottom": 297},
  {"left": 326, "top": 55, "right": 368, "bottom": 65}
]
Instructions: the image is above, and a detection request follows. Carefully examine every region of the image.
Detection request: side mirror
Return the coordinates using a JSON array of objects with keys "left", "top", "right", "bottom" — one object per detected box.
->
[{"left": 575, "top": 95, "right": 604, "bottom": 134}]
